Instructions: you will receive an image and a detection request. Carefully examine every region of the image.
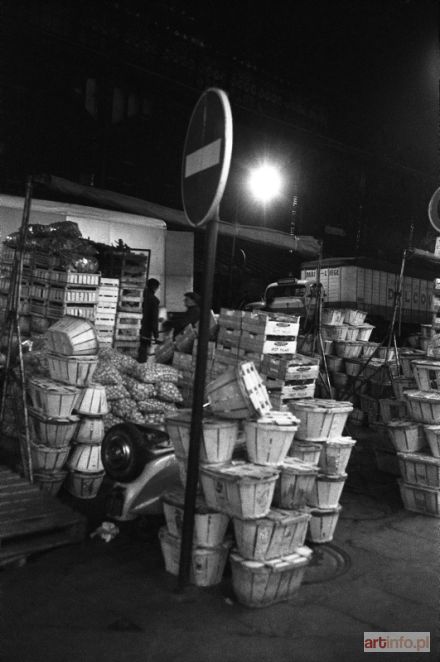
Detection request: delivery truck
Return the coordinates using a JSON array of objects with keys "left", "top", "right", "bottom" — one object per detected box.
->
[{"left": 300, "top": 256, "right": 436, "bottom": 327}]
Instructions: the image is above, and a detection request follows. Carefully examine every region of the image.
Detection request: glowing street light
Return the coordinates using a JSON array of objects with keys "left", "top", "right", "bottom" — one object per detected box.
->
[{"left": 247, "top": 162, "right": 283, "bottom": 204}]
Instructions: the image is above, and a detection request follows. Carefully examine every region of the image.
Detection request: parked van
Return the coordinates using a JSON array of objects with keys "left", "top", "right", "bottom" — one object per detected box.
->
[{"left": 244, "top": 277, "right": 318, "bottom": 317}]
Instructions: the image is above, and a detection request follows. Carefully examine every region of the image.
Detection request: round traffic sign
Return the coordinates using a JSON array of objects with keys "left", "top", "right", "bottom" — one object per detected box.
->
[
  {"left": 181, "top": 88, "right": 233, "bottom": 227},
  {"left": 428, "top": 187, "right": 440, "bottom": 233}
]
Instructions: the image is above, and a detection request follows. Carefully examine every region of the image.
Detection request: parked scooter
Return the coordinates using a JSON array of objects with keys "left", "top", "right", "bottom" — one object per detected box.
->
[{"left": 102, "top": 422, "right": 179, "bottom": 523}]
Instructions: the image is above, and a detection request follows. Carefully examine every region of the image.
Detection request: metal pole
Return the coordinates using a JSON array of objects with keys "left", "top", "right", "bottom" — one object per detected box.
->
[
  {"left": 0, "top": 176, "right": 33, "bottom": 481},
  {"left": 177, "top": 214, "right": 219, "bottom": 591}
]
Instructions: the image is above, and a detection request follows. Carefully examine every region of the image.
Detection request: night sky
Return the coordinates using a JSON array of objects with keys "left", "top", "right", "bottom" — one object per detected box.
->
[{"left": 192, "top": 0, "right": 439, "bottom": 174}]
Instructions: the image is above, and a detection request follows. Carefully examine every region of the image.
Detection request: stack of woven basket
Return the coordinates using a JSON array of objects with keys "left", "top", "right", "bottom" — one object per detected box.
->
[
  {"left": 37, "top": 316, "right": 106, "bottom": 499},
  {"left": 162, "top": 361, "right": 317, "bottom": 607}
]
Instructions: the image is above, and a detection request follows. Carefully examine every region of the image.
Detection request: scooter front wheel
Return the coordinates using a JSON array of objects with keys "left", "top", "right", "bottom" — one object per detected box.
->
[{"left": 102, "top": 422, "right": 149, "bottom": 483}]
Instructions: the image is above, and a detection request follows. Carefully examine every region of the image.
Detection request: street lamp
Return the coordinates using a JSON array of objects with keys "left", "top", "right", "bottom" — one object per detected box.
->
[{"left": 247, "top": 162, "right": 283, "bottom": 204}]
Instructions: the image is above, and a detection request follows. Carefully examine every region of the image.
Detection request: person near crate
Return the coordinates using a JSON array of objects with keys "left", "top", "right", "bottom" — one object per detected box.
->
[
  {"left": 138, "top": 278, "right": 160, "bottom": 363},
  {"left": 171, "top": 291, "right": 201, "bottom": 336}
]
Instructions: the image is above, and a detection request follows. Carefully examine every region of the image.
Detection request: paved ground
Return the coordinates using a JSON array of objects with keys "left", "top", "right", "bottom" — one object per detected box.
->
[{"left": 0, "top": 427, "right": 438, "bottom": 662}]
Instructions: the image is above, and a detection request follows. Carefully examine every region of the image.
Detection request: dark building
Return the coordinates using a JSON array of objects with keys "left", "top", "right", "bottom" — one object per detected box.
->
[{"left": 0, "top": 0, "right": 438, "bottom": 299}]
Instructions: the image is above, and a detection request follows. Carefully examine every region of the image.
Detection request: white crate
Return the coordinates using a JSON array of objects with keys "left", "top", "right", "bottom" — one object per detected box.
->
[
  {"left": 241, "top": 311, "right": 300, "bottom": 337},
  {"left": 48, "top": 271, "right": 100, "bottom": 286},
  {"left": 48, "top": 286, "right": 98, "bottom": 304},
  {"left": 100, "top": 277, "right": 120, "bottom": 288},
  {"left": 240, "top": 331, "right": 297, "bottom": 355},
  {"left": 230, "top": 547, "right": 312, "bottom": 607},
  {"left": 397, "top": 452, "right": 440, "bottom": 489},
  {"left": 398, "top": 480, "right": 440, "bottom": 517}
]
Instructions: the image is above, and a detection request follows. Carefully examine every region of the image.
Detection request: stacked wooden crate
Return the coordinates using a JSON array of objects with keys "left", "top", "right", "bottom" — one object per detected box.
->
[
  {"left": 0, "top": 245, "right": 32, "bottom": 336},
  {"left": 46, "top": 270, "right": 99, "bottom": 321},
  {"left": 172, "top": 342, "right": 217, "bottom": 407},
  {"left": 95, "top": 278, "right": 119, "bottom": 344},
  {"left": 213, "top": 309, "right": 243, "bottom": 374},
  {"left": 29, "top": 264, "right": 99, "bottom": 335},
  {"left": 114, "top": 256, "right": 148, "bottom": 357},
  {"left": 261, "top": 354, "right": 320, "bottom": 409},
  {"left": 213, "top": 309, "right": 312, "bottom": 407}
]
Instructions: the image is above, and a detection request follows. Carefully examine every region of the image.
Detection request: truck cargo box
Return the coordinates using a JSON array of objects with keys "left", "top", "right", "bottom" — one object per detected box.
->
[{"left": 300, "top": 257, "right": 434, "bottom": 325}]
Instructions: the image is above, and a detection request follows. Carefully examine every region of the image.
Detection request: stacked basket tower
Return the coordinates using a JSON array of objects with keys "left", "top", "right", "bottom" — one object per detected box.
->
[
  {"left": 38, "top": 316, "right": 106, "bottom": 499},
  {"left": 389, "top": 354, "right": 440, "bottom": 517},
  {"left": 27, "top": 316, "right": 98, "bottom": 494},
  {"left": 162, "top": 360, "right": 315, "bottom": 605},
  {"left": 288, "top": 399, "right": 355, "bottom": 543},
  {"left": 162, "top": 341, "right": 356, "bottom": 606},
  {"left": 319, "top": 308, "right": 377, "bottom": 400},
  {"left": 160, "top": 413, "right": 239, "bottom": 587}
]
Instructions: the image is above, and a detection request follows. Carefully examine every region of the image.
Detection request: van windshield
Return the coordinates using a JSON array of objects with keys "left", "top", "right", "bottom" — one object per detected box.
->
[{"left": 266, "top": 283, "right": 306, "bottom": 299}]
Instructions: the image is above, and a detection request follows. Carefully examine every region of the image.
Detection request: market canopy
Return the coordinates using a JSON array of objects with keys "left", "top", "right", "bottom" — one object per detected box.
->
[{"left": 34, "top": 175, "right": 321, "bottom": 258}]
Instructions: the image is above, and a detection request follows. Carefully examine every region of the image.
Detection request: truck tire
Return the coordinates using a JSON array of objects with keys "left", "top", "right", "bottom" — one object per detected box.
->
[{"left": 102, "top": 422, "right": 150, "bottom": 483}]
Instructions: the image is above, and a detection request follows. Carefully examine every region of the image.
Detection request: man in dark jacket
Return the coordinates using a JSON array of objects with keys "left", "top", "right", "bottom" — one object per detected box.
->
[
  {"left": 138, "top": 278, "right": 160, "bottom": 363},
  {"left": 172, "top": 291, "right": 201, "bottom": 336}
]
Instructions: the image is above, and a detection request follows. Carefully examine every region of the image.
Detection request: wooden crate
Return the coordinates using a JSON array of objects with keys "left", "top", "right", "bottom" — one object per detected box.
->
[
  {"left": 33, "top": 252, "right": 61, "bottom": 269},
  {"left": 46, "top": 302, "right": 96, "bottom": 320},
  {"left": 0, "top": 466, "right": 86, "bottom": 567},
  {"left": 30, "top": 300, "right": 47, "bottom": 316},
  {"left": 119, "top": 254, "right": 148, "bottom": 286},
  {"left": 113, "top": 339, "right": 140, "bottom": 357},
  {"left": 240, "top": 331, "right": 297, "bottom": 355},
  {"left": 261, "top": 354, "right": 320, "bottom": 381},
  {"left": 48, "top": 286, "right": 98, "bottom": 304},
  {"left": 29, "top": 283, "right": 49, "bottom": 300},
  {"left": 98, "top": 286, "right": 119, "bottom": 305},
  {"left": 218, "top": 308, "right": 244, "bottom": 330},
  {"left": 241, "top": 311, "right": 300, "bottom": 337},
  {"left": 114, "top": 312, "right": 142, "bottom": 340},
  {"left": 31, "top": 268, "right": 51, "bottom": 282},
  {"left": 0, "top": 276, "right": 11, "bottom": 293},
  {"left": 48, "top": 271, "right": 100, "bottom": 287},
  {"left": 217, "top": 326, "right": 241, "bottom": 348},
  {"left": 118, "top": 285, "right": 144, "bottom": 313}
]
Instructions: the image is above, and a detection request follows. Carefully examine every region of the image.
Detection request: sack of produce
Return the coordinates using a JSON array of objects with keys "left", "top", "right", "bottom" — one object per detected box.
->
[
  {"left": 154, "top": 339, "right": 175, "bottom": 365},
  {"left": 105, "top": 384, "right": 131, "bottom": 400},
  {"left": 143, "top": 412, "right": 166, "bottom": 426},
  {"left": 134, "top": 363, "right": 181, "bottom": 384},
  {"left": 103, "top": 413, "right": 125, "bottom": 431},
  {"left": 99, "top": 346, "right": 137, "bottom": 374},
  {"left": 156, "top": 381, "right": 183, "bottom": 404},
  {"left": 110, "top": 398, "right": 140, "bottom": 419},
  {"left": 125, "top": 379, "right": 156, "bottom": 401},
  {"left": 137, "top": 398, "right": 169, "bottom": 413},
  {"left": 94, "top": 362, "right": 121, "bottom": 385}
]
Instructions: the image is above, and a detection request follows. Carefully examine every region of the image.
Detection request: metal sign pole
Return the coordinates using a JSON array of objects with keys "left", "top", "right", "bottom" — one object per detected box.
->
[
  {"left": 177, "top": 88, "right": 232, "bottom": 590},
  {"left": 177, "top": 214, "right": 219, "bottom": 590}
]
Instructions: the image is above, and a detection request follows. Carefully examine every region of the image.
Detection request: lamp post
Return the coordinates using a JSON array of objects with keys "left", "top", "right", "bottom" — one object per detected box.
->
[
  {"left": 228, "top": 162, "right": 283, "bottom": 305},
  {"left": 247, "top": 162, "right": 283, "bottom": 207}
]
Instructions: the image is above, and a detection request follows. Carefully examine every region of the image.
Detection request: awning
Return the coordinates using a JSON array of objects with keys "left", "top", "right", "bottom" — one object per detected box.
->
[{"left": 34, "top": 174, "right": 321, "bottom": 258}]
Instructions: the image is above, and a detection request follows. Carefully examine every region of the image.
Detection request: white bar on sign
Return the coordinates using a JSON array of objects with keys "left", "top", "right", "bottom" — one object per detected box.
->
[{"left": 185, "top": 138, "right": 221, "bottom": 178}]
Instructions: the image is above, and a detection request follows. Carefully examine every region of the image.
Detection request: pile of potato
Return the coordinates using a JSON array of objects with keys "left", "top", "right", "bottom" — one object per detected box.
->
[{"left": 98, "top": 347, "right": 183, "bottom": 431}]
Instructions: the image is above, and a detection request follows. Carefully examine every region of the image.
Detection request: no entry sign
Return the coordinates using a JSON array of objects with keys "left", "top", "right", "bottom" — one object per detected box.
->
[
  {"left": 428, "top": 187, "right": 440, "bottom": 233},
  {"left": 181, "top": 88, "right": 233, "bottom": 227}
]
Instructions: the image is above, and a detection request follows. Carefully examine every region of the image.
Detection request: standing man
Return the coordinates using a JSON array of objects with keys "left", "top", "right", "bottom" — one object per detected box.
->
[{"left": 138, "top": 278, "right": 160, "bottom": 363}]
